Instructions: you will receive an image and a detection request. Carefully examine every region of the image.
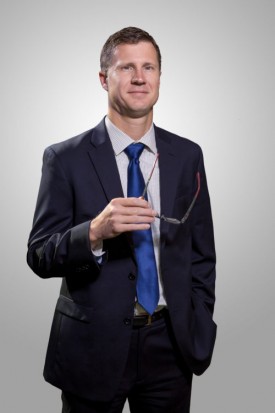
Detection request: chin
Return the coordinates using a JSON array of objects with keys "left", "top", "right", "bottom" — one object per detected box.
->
[
  {"left": 126, "top": 102, "right": 156, "bottom": 117},
  {"left": 127, "top": 107, "right": 153, "bottom": 118}
]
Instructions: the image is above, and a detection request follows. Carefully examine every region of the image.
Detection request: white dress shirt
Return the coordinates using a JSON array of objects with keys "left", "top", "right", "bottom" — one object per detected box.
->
[{"left": 105, "top": 117, "right": 167, "bottom": 312}]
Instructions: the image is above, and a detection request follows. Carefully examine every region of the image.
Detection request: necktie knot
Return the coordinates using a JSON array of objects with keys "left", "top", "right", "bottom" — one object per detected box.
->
[{"left": 124, "top": 143, "right": 145, "bottom": 161}]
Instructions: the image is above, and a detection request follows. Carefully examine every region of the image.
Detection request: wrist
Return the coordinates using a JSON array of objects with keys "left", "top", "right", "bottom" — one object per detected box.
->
[{"left": 89, "top": 220, "right": 102, "bottom": 250}]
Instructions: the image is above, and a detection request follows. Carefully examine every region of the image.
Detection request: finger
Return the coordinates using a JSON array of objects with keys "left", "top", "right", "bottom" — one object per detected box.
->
[
  {"left": 121, "top": 207, "right": 156, "bottom": 217},
  {"left": 115, "top": 197, "right": 150, "bottom": 208},
  {"left": 120, "top": 215, "right": 155, "bottom": 224},
  {"left": 115, "top": 223, "right": 151, "bottom": 232}
]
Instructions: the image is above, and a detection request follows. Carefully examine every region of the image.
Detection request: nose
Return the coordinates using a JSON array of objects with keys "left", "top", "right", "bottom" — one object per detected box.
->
[{"left": 131, "top": 68, "right": 146, "bottom": 84}]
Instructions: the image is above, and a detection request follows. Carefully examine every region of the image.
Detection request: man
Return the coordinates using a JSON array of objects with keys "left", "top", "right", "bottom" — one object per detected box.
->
[{"left": 27, "top": 27, "right": 216, "bottom": 413}]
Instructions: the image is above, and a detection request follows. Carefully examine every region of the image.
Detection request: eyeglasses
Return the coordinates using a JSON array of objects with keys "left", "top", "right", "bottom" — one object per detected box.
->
[{"left": 142, "top": 154, "right": 201, "bottom": 225}]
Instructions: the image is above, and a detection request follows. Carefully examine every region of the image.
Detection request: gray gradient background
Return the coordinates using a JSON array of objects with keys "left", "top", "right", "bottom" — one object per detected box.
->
[{"left": 1, "top": 0, "right": 274, "bottom": 412}]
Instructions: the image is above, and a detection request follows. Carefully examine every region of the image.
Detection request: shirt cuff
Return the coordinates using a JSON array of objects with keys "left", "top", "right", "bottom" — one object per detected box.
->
[{"left": 91, "top": 242, "right": 106, "bottom": 264}]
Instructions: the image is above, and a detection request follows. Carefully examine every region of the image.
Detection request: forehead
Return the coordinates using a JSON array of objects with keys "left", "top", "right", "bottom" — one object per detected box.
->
[{"left": 111, "top": 41, "right": 159, "bottom": 66}]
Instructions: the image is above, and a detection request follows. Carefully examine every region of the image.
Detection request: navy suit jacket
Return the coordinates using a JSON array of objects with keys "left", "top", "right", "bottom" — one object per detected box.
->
[{"left": 27, "top": 119, "right": 217, "bottom": 401}]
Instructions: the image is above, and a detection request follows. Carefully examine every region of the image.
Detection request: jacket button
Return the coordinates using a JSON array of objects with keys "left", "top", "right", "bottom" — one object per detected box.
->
[
  {"left": 123, "top": 318, "right": 131, "bottom": 326},
  {"left": 128, "top": 273, "right": 136, "bottom": 280}
]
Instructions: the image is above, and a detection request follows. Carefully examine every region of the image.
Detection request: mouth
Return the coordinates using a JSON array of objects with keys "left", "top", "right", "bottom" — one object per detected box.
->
[
  {"left": 128, "top": 89, "right": 148, "bottom": 93},
  {"left": 128, "top": 91, "right": 148, "bottom": 95}
]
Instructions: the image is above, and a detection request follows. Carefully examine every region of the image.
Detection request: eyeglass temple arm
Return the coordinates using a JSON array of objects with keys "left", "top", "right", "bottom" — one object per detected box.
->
[
  {"left": 180, "top": 172, "right": 201, "bottom": 223},
  {"left": 141, "top": 153, "right": 159, "bottom": 199}
]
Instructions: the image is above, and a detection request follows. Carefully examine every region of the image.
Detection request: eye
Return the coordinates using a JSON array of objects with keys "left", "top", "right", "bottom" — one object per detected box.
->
[
  {"left": 144, "top": 65, "right": 155, "bottom": 71},
  {"left": 120, "top": 65, "right": 134, "bottom": 72}
]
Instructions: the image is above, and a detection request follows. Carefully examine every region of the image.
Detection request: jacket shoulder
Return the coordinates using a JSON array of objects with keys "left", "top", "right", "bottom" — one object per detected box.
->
[
  {"left": 44, "top": 128, "right": 93, "bottom": 159},
  {"left": 43, "top": 118, "right": 106, "bottom": 159},
  {"left": 154, "top": 125, "right": 202, "bottom": 156}
]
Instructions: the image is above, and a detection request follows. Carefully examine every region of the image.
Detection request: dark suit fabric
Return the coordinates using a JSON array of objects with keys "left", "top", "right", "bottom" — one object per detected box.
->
[
  {"left": 27, "top": 119, "right": 217, "bottom": 402},
  {"left": 61, "top": 315, "right": 192, "bottom": 413}
]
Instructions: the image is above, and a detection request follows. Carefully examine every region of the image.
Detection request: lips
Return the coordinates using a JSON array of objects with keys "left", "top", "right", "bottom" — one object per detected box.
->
[{"left": 128, "top": 90, "right": 148, "bottom": 94}]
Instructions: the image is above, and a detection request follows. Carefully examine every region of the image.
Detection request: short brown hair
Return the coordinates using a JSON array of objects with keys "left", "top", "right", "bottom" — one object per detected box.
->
[{"left": 100, "top": 27, "right": 161, "bottom": 73}]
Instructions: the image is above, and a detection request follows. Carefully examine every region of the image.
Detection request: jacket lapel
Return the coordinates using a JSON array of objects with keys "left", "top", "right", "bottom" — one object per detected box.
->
[
  {"left": 155, "top": 127, "right": 179, "bottom": 220},
  {"left": 155, "top": 126, "right": 182, "bottom": 244},
  {"left": 88, "top": 119, "right": 124, "bottom": 202}
]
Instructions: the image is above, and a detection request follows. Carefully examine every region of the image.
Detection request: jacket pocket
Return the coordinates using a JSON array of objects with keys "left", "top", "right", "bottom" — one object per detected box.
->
[
  {"left": 44, "top": 295, "right": 93, "bottom": 382},
  {"left": 55, "top": 295, "right": 90, "bottom": 323},
  {"left": 190, "top": 294, "right": 217, "bottom": 375}
]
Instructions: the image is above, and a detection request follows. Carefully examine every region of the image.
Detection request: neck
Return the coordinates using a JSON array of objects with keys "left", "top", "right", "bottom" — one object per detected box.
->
[{"left": 107, "top": 111, "right": 153, "bottom": 141}]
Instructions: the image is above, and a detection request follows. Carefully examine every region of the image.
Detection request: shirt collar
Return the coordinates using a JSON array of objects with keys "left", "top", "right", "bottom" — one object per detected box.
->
[{"left": 105, "top": 116, "right": 157, "bottom": 156}]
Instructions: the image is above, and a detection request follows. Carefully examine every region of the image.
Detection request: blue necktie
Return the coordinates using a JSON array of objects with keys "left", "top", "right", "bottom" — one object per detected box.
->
[{"left": 125, "top": 143, "right": 159, "bottom": 315}]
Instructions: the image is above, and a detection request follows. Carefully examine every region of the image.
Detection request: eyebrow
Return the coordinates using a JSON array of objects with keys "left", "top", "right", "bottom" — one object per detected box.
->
[{"left": 117, "top": 61, "right": 158, "bottom": 68}]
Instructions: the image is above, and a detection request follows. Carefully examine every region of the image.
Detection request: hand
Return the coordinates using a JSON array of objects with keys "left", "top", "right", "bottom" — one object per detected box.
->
[{"left": 89, "top": 197, "right": 156, "bottom": 249}]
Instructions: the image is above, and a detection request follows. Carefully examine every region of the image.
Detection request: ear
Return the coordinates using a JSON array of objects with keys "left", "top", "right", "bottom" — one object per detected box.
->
[{"left": 99, "top": 71, "right": 108, "bottom": 91}]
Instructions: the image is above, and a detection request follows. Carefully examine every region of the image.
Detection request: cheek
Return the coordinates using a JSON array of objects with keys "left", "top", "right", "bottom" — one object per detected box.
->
[
  {"left": 109, "top": 79, "right": 126, "bottom": 94},
  {"left": 151, "top": 82, "right": 160, "bottom": 97},
  {"left": 108, "top": 82, "right": 120, "bottom": 98},
  {"left": 149, "top": 77, "right": 160, "bottom": 90}
]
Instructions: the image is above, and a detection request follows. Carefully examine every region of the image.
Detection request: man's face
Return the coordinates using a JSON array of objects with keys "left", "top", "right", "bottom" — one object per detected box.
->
[{"left": 100, "top": 41, "right": 161, "bottom": 119}]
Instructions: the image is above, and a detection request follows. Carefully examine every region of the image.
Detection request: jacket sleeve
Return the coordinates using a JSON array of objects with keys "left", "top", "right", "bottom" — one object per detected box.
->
[
  {"left": 27, "top": 146, "right": 101, "bottom": 278},
  {"left": 191, "top": 147, "right": 216, "bottom": 316}
]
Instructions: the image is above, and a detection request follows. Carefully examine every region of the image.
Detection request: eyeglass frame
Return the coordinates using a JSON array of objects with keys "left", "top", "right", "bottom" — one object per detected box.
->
[{"left": 142, "top": 154, "right": 201, "bottom": 225}]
